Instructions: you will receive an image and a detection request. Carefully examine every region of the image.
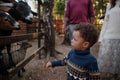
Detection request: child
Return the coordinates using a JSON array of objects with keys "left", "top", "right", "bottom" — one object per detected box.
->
[{"left": 46, "top": 23, "right": 100, "bottom": 80}]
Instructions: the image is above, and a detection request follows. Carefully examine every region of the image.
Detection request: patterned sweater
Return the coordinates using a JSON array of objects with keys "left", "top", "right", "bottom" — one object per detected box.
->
[{"left": 51, "top": 48, "right": 100, "bottom": 80}]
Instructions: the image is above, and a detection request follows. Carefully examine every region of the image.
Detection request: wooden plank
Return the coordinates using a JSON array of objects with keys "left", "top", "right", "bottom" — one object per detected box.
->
[
  {"left": 8, "top": 45, "right": 44, "bottom": 77},
  {"left": 0, "top": 32, "right": 43, "bottom": 46}
]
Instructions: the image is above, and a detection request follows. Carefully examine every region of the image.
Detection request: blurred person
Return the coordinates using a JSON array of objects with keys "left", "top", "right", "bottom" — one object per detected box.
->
[
  {"left": 64, "top": 0, "right": 95, "bottom": 41},
  {"left": 98, "top": 0, "right": 120, "bottom": 79}
]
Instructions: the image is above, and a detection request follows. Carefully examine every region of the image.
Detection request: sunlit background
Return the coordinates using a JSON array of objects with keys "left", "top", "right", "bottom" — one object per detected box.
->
[{"left": 15, "top": 0, "right": 109, "bottom": 33}]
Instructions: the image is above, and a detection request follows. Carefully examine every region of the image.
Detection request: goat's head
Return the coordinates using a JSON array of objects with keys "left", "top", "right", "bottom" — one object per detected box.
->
[
  {"left": 6, "top": 1, "right": 33, "bottom": 24},
  {"left": 0, "top": 10, "right": 20, "bottom": 30},
  {"left": 17, "top": 41, "right": 32, "bottom": 49}
]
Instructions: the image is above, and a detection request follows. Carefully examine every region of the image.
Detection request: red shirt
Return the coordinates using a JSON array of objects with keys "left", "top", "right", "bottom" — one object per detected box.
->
[{"left": 64, "top": 0, "right": 95, "bottom": 25}]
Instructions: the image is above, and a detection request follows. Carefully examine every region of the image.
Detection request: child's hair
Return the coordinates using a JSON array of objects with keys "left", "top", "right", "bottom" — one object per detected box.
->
[
  {"left": 110, "top": 0, "right": 116, "bottom": 9},
  {"left": 74, "top": 22, "right": 99, "bottom": 47}
]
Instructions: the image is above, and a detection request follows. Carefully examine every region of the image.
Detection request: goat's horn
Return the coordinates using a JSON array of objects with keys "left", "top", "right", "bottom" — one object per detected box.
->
[{"left": 0, "top": 3, "right": 13, "bottom": 7}]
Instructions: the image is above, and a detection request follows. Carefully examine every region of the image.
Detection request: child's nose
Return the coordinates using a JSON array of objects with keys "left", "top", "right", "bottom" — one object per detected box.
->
[{"left": 71, "top": 39, "right": 73, "bottom": 42}]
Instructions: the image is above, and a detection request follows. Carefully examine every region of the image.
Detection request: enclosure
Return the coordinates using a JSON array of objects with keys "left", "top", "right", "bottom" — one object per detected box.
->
[
  {"left": 0, "top": 0, "right": 111, "bottom": 80},
  {"left": 0, "top": 0, "right": 56, "bottom": 80}
]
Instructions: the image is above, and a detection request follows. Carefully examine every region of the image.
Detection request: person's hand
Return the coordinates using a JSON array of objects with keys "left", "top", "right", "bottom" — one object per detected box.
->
[
  {"left": 63, "top": 19, "right": 69, "bottom": 34},
  {"left": 90, "top": 17, "right": 94, "bottom": 24},
  {"left": 98, "top": 40, "right": 101, "bottom": 45},
  {"left": 46, "top": 61, "right": 52, "bottom": 68},
  {"left": 64, "top": 26, "right": 68, "bottom": 34}
]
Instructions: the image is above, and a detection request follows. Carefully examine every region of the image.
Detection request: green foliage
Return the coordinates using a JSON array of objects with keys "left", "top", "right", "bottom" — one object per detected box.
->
[
  {"left": 94, "top": 0, "right": 108, "bottom": 18},
  {"left": 55, "top": 0, "right": 65, "bottom": 15},
  {"left": 93, "top": 0, "right": 108, "bottom": 30}
]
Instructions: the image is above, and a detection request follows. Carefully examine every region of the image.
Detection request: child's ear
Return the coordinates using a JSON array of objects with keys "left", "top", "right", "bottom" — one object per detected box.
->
[{"left": 83, "top": 42, "right": 90, "bottom": 48}]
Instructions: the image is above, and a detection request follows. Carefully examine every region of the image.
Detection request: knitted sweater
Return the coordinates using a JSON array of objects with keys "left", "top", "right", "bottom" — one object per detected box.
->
[{"left": 51, "top": 48, "right": 100, "bottom": 80}]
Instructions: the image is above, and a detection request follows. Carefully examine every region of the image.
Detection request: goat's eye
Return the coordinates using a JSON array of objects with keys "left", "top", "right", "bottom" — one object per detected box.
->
[{"left": 4, "top": 17, "right": 8, "bottom": 21}]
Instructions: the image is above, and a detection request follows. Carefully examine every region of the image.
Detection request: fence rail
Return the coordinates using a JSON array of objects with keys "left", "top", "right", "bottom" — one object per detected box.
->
[
  {"left": 8, "top": 45, "right": 44, "bottom": 78},
  {"left": 0, "top": 32, "right": 43, "bottom": 46}
]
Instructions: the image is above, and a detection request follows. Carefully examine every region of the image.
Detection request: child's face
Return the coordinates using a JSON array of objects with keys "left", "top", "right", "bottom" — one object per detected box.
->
[{"left": 71, "top": 31, "right": 89, "bottom": 50}]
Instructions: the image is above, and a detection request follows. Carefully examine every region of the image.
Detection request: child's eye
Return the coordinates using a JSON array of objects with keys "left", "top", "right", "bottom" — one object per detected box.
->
[
  {"left": 4, "top": 17, "right": 8, "bottom": 21},
  {"left": 73, "top": 37, "right": 77, "bottom": 41}
]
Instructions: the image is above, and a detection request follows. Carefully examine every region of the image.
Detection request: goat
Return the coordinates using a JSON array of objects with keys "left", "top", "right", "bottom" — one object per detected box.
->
[
  {"left": 0, "top": 11, "right": 20, "bottom": 31},
  {"left": 0, "top": 1, "right": 33, "bottom": 23},
  {"left": 0, "top": 41, "right": 32, "bottom": 75},
  {"left": 0, "top": 10, "right": 20, "bottom": 72},
  {"left": 2, "top": 41, "right": 32, "bottom": 67},
  {"left": 0, "top": 0, "right": 33, "bottom": 67}
]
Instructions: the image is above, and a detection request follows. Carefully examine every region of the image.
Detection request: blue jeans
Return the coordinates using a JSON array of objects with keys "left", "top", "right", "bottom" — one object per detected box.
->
[{"left": 68, "top": 24, "right": 76, "bottom": 41}]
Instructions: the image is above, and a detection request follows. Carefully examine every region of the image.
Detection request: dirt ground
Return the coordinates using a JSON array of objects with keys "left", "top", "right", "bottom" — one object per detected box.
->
[{"left": 10, "top": 34, "right": 99, "bottom": 80}]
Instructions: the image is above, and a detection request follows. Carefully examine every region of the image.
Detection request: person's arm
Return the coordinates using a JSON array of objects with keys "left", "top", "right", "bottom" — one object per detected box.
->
[
  {"left": 46, "top": 56, "right": 68, "bottom": 68},
  {"left": 64, "top": 0, "right": 70, "bottom": 26},
  {"left": 64, "top": 0, "right": 70, "bottom": 33},
  {"left": 46, "top": 60, "right": 63, "bottom": 68},
  {"left": 63, "top": 19, "right": 68, "bottom": 34},
  {"left": 89, "top": 72, "right": 100, "bottom": 80},
  {"left": 87, "top": 61, "right": 100, "bottom": 80},
  {"left": 51, "top": 60, "right": 64, "bottom": 67},
  {"left": 46, "top": 49, "right": 71, "bottom": 68},
  {"left": 88, "top": 0, "right": 95, "bottom": 23}
]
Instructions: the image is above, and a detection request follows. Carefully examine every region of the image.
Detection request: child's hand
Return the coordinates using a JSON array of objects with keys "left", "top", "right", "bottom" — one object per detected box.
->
[
  {"left": 98, "top": 40, "right": 101, "bottom": 45},
  {"left": 46, "top": 61, "right": 52, "bottom": 68}
]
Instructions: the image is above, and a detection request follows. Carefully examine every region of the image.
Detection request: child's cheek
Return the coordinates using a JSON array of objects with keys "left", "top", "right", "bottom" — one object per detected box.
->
[{"left": 71, "top": 42, "right": 74, "bottom": 47}]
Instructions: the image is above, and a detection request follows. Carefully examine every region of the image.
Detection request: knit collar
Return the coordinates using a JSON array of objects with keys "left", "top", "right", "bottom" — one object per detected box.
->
[{"left": 74, "top": 48, "right": 90, "bottom": 56}]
